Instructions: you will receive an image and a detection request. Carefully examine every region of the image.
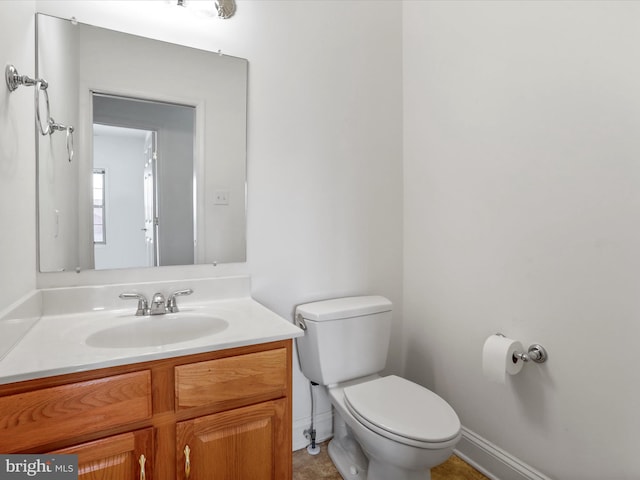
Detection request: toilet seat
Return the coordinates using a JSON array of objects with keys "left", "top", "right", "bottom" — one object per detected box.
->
[{"left": 343, "top": 375, "right": 460, "bottom": 448}]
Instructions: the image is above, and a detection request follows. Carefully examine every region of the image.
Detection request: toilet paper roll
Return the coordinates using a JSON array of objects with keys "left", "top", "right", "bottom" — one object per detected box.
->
[{"left": 482, "top": 334, "right": 524, "bottom": 384}]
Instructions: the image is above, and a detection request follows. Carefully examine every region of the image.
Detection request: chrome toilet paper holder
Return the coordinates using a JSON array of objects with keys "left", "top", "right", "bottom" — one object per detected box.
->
[
  {"left": 513, "top": 344, "right": 547, "bottom": 363},
  {"left": 497, "top": 333, "right": 548, "bottom": 364}
]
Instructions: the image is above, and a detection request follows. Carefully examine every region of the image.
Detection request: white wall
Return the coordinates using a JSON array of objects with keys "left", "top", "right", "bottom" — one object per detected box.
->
[
  {"left": 403, "top": 1, "right": 640, "bottom": 478},
  {"left": 0, "top": 1, "right": 37, "bottom": 311},
  {"left": 239, "top": 1, "right": 404, "bottom": 439}
]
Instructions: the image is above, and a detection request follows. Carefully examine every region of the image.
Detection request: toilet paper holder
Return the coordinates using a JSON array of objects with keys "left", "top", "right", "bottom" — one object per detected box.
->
[{"left": 496, "top": 333, "right": 548, "bottom": 364}]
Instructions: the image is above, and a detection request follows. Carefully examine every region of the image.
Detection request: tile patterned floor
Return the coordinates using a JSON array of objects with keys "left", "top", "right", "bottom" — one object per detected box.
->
[{"left": 292, "top": 442, "right": 490, "bottom": 480}]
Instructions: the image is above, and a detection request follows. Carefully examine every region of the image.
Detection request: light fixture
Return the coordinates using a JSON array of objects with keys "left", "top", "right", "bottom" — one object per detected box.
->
[
  {"left": 176, "top": 0, "right": 236, "bottom": 19},
  {"left": 214, "top": 0, "right": 236, "bottom": 19}
]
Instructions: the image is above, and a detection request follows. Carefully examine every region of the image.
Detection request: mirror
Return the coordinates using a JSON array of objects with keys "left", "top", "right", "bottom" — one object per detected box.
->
[{"left": 36, "top": 13, "right": 248, "bottom": 273}]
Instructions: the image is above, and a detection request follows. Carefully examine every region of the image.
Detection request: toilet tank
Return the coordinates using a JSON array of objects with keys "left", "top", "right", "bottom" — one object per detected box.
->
[{"left": 295, "top": 296, "right": 393, "bottom": 385}]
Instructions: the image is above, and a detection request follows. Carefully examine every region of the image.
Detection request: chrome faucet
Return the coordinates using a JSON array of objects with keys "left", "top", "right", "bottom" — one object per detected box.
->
[
  {"left": 120, "top": 289, "right": 194, "bottom": 316},
  {"left": 150, "top": 292, "right": 167, "bottom": 315}
]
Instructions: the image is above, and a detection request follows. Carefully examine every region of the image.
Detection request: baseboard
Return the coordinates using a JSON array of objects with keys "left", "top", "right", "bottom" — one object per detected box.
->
[
  {"left": 455, "top": 426, "right": 552, "bottom": 480},
  {"left": 292, "top": 410, "right": 334, "bottom": 451}
]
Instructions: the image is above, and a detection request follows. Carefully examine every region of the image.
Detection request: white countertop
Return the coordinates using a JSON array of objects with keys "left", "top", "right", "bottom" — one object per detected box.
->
[{"left": 0, "top": 297, "right": 303, "bottom": 385}]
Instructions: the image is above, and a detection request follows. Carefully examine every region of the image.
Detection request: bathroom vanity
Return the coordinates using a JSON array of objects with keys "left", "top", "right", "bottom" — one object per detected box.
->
[
  {"left": 0, "top": 277, "right": 302, "bottom": 480},
  {"left": 0, "top": 340, "right": 292, "bottom": 480}
]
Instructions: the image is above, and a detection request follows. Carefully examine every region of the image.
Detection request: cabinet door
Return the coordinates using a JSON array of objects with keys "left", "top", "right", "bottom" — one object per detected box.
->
[
  {"left": 52, "top": 428, "right": 154, "bottom": 480},
  {"left": 176, "top": 399, "right": 290, "bottom": 480}
]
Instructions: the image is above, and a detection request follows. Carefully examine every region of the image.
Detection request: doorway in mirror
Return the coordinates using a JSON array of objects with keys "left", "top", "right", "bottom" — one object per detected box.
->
[
  {"left": 92, "top": 125, "right": 158, "bottom": 270},
  {"left": 92, "top": 94, "right": 195, "bottom": 270}
]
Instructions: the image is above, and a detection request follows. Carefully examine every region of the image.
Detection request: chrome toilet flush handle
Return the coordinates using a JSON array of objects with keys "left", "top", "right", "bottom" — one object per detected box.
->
[{"left": 295, "top": 313, "right": 307, "bottom": 331}]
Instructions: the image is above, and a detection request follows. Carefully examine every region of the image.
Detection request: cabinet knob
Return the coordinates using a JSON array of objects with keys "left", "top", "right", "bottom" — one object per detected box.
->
[
  {"left": 184, "top": 445, "right": 191, "bottom": 479},
  {"left": 139, "top": 454, "right": 146, "bottom": 480}
]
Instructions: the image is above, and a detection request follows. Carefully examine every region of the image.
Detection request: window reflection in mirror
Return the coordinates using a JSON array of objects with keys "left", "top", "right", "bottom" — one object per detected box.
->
[{"left": 92, "top": 168, "right": 106, "bottom": 244}]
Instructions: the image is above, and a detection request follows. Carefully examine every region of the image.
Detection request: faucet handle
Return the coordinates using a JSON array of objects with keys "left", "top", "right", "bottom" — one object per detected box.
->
[
  {"left": 167, "top": 288, "right": 193, "bottom": 313},
  {"left": 119, "top": 293, "right": 149, "bottom": 316}
]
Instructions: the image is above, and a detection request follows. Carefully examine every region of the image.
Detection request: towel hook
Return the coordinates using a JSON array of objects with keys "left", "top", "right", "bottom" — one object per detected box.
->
[
  {"left": 5, "top": 64, "right": 48, "bottom": 91},
  {"left": 5, "top": 65, "right": 52, "bottom": 135},
  {"left": 6, "top": 63, "right": 74, "bottom": 149}
]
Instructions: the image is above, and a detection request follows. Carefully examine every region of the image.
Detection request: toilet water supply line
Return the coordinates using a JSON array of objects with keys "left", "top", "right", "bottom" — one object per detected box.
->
[{"left": 305, "top": 381, "right": 321, "bottom": 455}]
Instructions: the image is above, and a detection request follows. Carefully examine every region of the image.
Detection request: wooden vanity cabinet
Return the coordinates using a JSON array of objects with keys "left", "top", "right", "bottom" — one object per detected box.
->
[
  {"left": 0, "top": 340, "right": 293, "bottom": 480},
  {"left": 173, "top": 347, "right": 290, "bottom": 480},
  {"left": 176, "top": 399, "right": 288, "bottom": 480},
  {"left": 52, "top": 428, "right": 154, "bottom": 480}
]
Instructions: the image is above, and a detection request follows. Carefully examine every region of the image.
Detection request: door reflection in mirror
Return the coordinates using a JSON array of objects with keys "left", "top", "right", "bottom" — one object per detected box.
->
[{"left": 92, "top": 94, "right": 195, "bottom": 270}]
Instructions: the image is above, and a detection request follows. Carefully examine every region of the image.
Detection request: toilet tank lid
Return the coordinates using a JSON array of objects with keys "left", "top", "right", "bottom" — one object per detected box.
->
[{"left": 296, "top": 296, "right": 392, "bottom": 322}]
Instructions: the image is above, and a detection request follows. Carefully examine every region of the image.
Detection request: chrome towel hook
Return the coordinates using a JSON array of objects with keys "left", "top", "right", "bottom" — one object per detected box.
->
[
  {"left": 5, "top": 65, "right": 52, "bottom": 135},
  {"left": 5, "top": 64, "right": 48, "bottom": 91},
  {"left": 6, "top": 63, "right": 75, "bottom": 154}
]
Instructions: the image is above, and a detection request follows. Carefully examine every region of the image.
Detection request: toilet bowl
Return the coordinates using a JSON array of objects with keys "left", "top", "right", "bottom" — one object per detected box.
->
[
  {"left": 326, "top": 375, "right": 461, "bottom": 480},
  {"left": 295, "top": 296, "right": 462, "bottom": 480}
]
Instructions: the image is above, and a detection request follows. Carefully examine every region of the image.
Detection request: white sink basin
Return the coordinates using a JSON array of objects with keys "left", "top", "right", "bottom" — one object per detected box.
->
[{"left": 85, "top": 314, "right": 229, "bottom": 348}]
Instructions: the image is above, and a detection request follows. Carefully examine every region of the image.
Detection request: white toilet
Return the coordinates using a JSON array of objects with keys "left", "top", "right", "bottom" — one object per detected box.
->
[{"left": 295, "top": 296, "right": 461, "bottom": 480}]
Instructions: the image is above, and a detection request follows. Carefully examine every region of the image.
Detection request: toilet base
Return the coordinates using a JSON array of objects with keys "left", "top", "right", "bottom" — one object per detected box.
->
[
  {"left": 328, "top": 435, "right": 433, "bottom": 480},
  {"left": 328, "top": 406, "right": 433, "bottom": 480},
  {"left": 366, "top": 457, "right": 431, "bottom": 480},
  {"left": 328, "top": 437, "right": 368, "bottom": 480},
  {"left": 327, "top": 413, "right": 368, "bottom": 480},
  {"left": 326, "top": 378, "right": 457, "bottom": 480}
]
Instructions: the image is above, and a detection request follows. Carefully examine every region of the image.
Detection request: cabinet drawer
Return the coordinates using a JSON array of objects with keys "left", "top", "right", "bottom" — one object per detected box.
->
[
  {"left": 0, "top": 371, "right": 152, "bottom": 452},
  {"left": 175, "top": 348, "right": 287, "bottom": 411}
]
